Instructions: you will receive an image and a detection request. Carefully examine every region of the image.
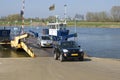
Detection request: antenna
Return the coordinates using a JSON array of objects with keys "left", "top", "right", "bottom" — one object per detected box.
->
[{"left": 64, "top": 4, "right": 67, "bottom": 24}]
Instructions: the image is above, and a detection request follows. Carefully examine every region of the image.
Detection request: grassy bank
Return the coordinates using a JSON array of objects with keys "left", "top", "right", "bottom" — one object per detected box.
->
[
  {"left": 0, "top": 21, "right": 30, "bottom": 26},
  {"left": 0, "top": 21, "right": 45, "bottom": 27},
  {"left": 67, "top": 21, "right": 120, "bottom": 28},
  {"left": 0, "top": 21, "right": 120, "bottom": 28}
]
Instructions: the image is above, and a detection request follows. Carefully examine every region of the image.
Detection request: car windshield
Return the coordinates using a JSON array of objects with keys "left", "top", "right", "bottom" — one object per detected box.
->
[
  {"left": 41, "top": 36, "right": 51, "bottom": 40},
  {"left": 61, "top": 41, "right": 78, "bottom": 48}
]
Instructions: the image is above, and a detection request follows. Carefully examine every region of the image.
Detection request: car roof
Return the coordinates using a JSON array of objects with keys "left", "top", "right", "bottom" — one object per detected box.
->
[
  {"left": 61, "top": 40, "right": 75, "bottom": 43},
  {"left": 41, "top": 35, "right": 49, "bottom": 37},
  {"left": 58, "top": 40, "right": 76, "bottom": 45}
]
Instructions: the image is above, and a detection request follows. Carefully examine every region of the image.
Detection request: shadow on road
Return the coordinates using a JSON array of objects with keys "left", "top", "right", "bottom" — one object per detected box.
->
[
  {"left": 84, "top": 58, "right": 92, "bottom": 62},
  {"left": 60, "top": 57, "right": 92, "bottom": 62}
]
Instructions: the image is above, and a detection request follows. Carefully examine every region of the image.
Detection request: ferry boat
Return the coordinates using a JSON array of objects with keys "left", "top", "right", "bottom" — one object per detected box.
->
[
  {"left": 0, "top": 27, "right": 11, "bottom": 47},
  {"left": 46, "top": 17, "right": 69, "bottom": 41},
  {"left": 42, "top": 16, "right": 77, "bottom": 42}
]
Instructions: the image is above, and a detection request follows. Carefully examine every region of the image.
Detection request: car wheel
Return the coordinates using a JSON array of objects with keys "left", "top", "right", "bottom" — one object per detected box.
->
[
  {"left": 54, "top": 51, "right": 58, "bottom": 60},
  {"left": 39, "top": 43, "right": 42, "bottom": 48},
  {"left": 79, "top": 56, "right": 84, "bottom": 61},
  {"left": 60, "top": 54, "right": 64, "bottom": 62}
]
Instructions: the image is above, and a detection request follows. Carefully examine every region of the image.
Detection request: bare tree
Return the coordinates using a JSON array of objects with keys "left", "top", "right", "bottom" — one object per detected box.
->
[
  {"left": 86, "top": 12, "right": 111, "bottom": 22},
  {"left": 7, "top": 14, "right": 21, "bottom": 21},
  {"left": 97, "top": 12, "right": 110, "bottom": 22},
  {"left": 111, "top": 6, "right": 120, "bottom": 22},
  {"left": 74, "top": 14, "right": 84, "bottom": 21},
  {"left": 86, "top": 12, "right": 98, "bottom": 21}
]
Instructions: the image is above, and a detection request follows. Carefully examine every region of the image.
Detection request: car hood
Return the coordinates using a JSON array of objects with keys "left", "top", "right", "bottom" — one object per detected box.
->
[
  {"left": 62, "top": 48, "right": 80, "bottom": 52},
  {"left": 41, "top": 40, "right": 52, "bottom": 43}
]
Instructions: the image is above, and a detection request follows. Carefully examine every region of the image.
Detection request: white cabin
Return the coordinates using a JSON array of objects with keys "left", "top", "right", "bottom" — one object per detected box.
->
[{"left": 47, "top": 22, "right": 67, "bottom": 36}]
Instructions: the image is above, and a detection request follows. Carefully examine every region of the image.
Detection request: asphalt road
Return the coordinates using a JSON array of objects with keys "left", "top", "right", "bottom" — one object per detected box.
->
[{"left": 0, "top": 54, "right": 120, "bottom": 80}]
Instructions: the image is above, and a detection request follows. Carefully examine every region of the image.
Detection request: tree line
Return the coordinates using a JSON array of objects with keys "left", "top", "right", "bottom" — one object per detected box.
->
[
  {"left": 0, "top": 6, "right": 120, "bottom": 23},
  {"left": 86, "top": 6, "right": 120, "bottom": 22}
]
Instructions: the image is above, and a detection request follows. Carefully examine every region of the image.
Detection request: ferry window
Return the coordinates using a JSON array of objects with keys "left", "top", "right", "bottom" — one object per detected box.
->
[
  {"left": 59, "top": 24, "right": 66, "bottom": 29},
  {"left": 51, "top": 25, "right": 56, "bottom": 29},
  {"left": 60, "top": 24, "right": 63, "bottom": 26},
  {"left": 56, "top": 25, "right": 59, "bottom": 29},
  {"left": 2, "top": 31, "right": 7, "bottom": 36}
]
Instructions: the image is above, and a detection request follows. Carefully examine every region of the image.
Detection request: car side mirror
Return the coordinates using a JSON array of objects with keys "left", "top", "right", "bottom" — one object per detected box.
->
[{"left": 78, "top": 46, "right": 80, "bottom": 47}]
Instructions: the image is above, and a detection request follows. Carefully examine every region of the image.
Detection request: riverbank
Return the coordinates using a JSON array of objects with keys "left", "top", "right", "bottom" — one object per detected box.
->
[
  {"left": 68, "top": 21, "right": 120, "bottom": 28},
  {"left": 0, "top": 57, "right": 119, "bottom": 80},
  {"left": 0, "top": 21, "right": 46, "bottom": 27},
  {"left": 0, "top": 21, "right": 120, "bottom": 28}
]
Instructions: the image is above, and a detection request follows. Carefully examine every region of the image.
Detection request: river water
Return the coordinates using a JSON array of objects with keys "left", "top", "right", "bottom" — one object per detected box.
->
[
  {"left": 70, "top": 27, "right": 120, "bottom": 59},
  {"left": 0, "top": 26, "right": 120, "bottom": 59}
]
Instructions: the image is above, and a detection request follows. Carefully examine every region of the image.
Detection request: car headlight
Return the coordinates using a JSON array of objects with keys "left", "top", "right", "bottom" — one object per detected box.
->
[
  {"left": 41, "top": 40, "right": 46, "bottom": 43},
  {"left": 63, "top": 49, "right": 68, "bottom": 53},
  {"left": 79, "top": 49, "right": 83, "bottom": 52}
]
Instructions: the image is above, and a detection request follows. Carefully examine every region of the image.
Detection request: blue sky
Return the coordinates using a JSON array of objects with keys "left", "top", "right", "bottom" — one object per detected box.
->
[{"left": 0, "top": 0, "right": 119, "bottom": 18}]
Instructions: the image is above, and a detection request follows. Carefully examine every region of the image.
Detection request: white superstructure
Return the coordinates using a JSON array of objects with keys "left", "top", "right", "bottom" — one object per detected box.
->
[{"left": 47, "top": 22, "right": 67, "bottom": 36}]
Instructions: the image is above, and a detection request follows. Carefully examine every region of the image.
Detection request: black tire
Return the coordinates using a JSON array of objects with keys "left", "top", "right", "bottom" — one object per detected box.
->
[
  {"left": 59, "top": 54, "right": 64, "bottom": 62},
  {"left": 79, "top": 56, "right": 84, "bottom": 61},
  {"left": 54, "top": 51, "right": 58, "bottom": 60},
  {"left": 39, "top": 43, "right": 42, "bottom": 48}
]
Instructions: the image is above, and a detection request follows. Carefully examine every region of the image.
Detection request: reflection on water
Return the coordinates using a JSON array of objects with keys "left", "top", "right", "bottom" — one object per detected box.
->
[
  {"left": 0, "top": 26, "right": 40, "bottom": 58},
  {"left": 0, "top": 46, "right": 29, "bottom": 58},
  {"left": 75, "top": 28, "right": 120, "bottom": 59}
]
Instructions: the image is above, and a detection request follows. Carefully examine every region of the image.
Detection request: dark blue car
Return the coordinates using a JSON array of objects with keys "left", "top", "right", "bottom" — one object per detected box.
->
[{"left": 53, "top": 41, "right": 84, "bottom": 62}]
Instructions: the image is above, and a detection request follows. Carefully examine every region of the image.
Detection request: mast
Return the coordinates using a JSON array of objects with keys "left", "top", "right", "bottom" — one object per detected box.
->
[{"left": 20, "top": 0, "right": 25, "bottom": 34}]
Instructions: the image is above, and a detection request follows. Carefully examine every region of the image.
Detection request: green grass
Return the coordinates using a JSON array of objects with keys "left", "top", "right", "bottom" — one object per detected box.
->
[
  {"left": 0, "top": 21, "right": 30, "bottom": 26},
  {"left": 67, "top": 21, "right": 120, "bottom": 28},
  {"left": 0, "top": 21, "right": 120, "bottom": 28}
]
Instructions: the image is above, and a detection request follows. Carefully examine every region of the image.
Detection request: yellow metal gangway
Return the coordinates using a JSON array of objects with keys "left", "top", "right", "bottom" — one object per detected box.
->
[
  {"left": 0, "top": 42, "right": 11, "bottom": 45},
  {"left": 20, "top": 42, "right": 35, "bottom": 58},
  {"left": 10, "top": 33, "right": 35, "bottom": 58}
]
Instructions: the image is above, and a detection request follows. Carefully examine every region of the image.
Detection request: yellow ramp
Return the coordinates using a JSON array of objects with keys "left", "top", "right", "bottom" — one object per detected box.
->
[
  {"left": 10, "top": 33, "right": 35, "bottom": 58},
  {"left": 20, "top": 42, "right": 35, "bottom": 58},
  {"left": 0, "top": 42, "right": 10, "bottom": 44},
  {"left": 11, "top": 34, "right": 28, "bottom": 48}
]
